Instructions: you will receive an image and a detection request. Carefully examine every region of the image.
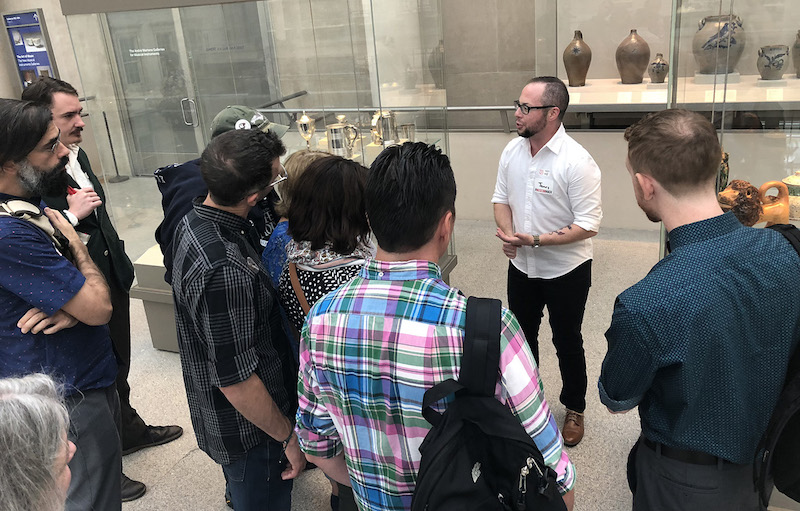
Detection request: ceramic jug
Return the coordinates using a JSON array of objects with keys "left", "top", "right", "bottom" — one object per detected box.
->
[
  {"left": 693, "top": 15, "right": 745, "bottom": 74},
  {"left": 783, "top": 171, "right": 800, "bottom": 221},
  {"left": 563, "top": 30, "right": 592, "bottom": 87},
  {"left": 615, "top": 29, "right": 650, "bottom": 84},
  {"left": 759, "top": 181, "right": 790, "bottom": 226},
  {"left": 757, "top": 45, "right": 788, "bottom": 80},
  {"left": 648, "top": 53, "right": 669, "bottom": 83}
]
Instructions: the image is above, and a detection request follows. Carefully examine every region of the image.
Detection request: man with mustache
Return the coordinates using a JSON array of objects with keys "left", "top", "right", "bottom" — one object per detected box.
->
[
  {"left": 0, "top": 98, "right": 121, "bottom": 510},
  {"left": 23, "top": 77, "right": 183, "bottom": 502}
]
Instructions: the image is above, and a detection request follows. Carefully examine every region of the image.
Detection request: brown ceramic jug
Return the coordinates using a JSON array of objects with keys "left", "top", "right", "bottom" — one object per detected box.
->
[
  {"left": 616, "top": 29, "right": 650, "bottom": 84},
  {"left": 563, "top": 30, "right": 592, "bottom": 87}
]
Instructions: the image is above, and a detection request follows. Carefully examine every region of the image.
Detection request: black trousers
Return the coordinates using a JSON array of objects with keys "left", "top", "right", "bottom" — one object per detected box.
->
[
  {"left": 628, "top": 438, "right": 759, "bottom": 510},
  {"left": 108, "top": 283, "right": 148, "bottom": 445},
  {"left": 506, "top": 260, "right": 591, "bottom": 413}
]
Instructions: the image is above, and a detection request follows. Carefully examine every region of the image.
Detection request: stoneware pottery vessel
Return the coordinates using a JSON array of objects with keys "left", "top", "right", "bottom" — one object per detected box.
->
[
  {"left": 792, "top": 30, "right": 800, "bottom": 78},
  {"left": 648, "top": 53, "right": 669, "bottom": 83},
  {"left": 563, "top": 30, "right": 592, "bottom": 87},
  {"left": 615, "top": 29, "right": 650, "bottom": 84},
  {"left": 692, "top": 15, "right": 745, "bottom": 74},
  {"left": 783, "top": 170, "right": 800, "bottom": 221},
  {"left": 757, "top": 45, "right": 788, "bottom": 80}
]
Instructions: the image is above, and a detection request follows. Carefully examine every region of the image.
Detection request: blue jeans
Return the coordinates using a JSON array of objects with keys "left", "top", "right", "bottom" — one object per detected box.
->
[{"left": 222, "top": 440, "right": 293, "bottom": 511}]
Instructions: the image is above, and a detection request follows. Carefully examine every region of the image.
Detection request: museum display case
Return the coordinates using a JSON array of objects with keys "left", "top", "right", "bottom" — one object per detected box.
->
[
  {"left": 529, "top": 0, "right": 800, "bottom": 251},
  {"left": 64, "top": 0, "right": 454, "bottom": 351}
]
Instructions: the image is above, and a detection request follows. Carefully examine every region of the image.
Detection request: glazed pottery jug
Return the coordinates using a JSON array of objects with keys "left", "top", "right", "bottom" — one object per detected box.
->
[
  {"left": 615, "top": 29, "right": 650, "bottom": 84},
  {"left": 792, "top": 30, "right": 800, "bottom": 78},
  {"left": 759, "top": 181, "right": 790, "bottom": 226},
  {"left": 783, "top": 171, "right": 800, "bottom": 221},
  {"left": 563, "top": 30, "right": 592, "bottom": 87},
  {"left": 693, "top": 15, "right": 745, "bottom": 74},
  {"left": 648, "top": 53, "right": 669, "bottom": 83},
  {"left": 757, "top": 45, "right": 789, "bottom": 80}
]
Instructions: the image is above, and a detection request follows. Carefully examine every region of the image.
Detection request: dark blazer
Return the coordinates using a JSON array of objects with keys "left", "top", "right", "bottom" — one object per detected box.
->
[{"left": 43, "top": 148, "right": 135, "bottom": 291}]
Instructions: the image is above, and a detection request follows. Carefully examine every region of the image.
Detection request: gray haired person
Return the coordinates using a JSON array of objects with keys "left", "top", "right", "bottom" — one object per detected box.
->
[{"left": 0, "top": 373, "right": 76, "bottom": 511}]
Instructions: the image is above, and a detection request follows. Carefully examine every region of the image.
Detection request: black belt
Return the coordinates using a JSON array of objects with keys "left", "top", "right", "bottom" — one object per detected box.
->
[{"left": 642, "top": 437, "right": 728, "bottom": 466}]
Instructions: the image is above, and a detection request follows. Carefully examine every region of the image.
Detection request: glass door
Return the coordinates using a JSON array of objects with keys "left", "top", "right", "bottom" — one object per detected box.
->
[
  {"left": 104, "top": 3, "right": 282, "bottom": 176},
  {"left": 105, "top": 10, "right": 203, "bottom": 175}
]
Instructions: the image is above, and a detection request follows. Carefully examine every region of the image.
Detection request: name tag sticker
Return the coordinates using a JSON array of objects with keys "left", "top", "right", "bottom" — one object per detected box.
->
[{"left": 534, "top": 169, "right": 554, "bottom": 195}]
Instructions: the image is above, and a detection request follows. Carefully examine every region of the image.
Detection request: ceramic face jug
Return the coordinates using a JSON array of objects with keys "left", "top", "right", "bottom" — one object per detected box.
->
[
  {"left": 692, "top": 15, "right": 745, "bottom": 74},
  {"left": 791, "top": 31, "right": 800, "bottom": 78},
  {"left": 563, "top": 30, "right": 592, "bottom": 87},
  {"left": 648, "top": 53, "right": 669, "bottom": 83},
  {"left": 615, "top": 29, "right": 650, "bottom": 84}
]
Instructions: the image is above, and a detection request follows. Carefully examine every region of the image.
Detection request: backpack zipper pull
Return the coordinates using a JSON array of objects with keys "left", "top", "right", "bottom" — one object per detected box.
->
[
  {"left": 517, "top": 465, "right": 529, "bottom": 508},
  {"left": 527, "top": 456, "right": 550, "bottom": 495}
]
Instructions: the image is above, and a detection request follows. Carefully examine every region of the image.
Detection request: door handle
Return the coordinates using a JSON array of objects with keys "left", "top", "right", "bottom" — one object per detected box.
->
[
  {"left": 180, "top": 98, "right": 192, "bottom": 126},
  {"left": 187, "top": 98, "right": 199, "bottom": 127}
]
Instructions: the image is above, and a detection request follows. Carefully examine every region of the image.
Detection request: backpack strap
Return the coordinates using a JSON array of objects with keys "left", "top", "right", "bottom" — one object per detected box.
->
[
  {"left": 766, "top": 223, "right": 800, "bottom": 382},
  {"left": 756, "top": 224, "right": 800, "bottom": 508},
  {"left": 768, "top": 224, "right": 800, "bottom": 257},
  {"left": 420, "top": 296, "right": 502, "bottom": 427},
  {"left": 0, "top": 199, "right": 71, "bottom": 260},
  {"left": 459, "top": 296, "right": 503, "bottom": 397}
]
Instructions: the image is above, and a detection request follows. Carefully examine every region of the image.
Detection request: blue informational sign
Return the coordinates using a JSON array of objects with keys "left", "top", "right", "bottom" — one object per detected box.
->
[{"left": 3, "top": 9, "right": 58, "bottom": 89}]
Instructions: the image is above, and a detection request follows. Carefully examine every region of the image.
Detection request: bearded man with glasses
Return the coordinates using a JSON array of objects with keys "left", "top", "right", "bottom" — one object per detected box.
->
[
  {"left": 492, "top": 76, "right": 603, "bottom": 447},
  {"left": 171, "top": 128, "right": 304, "bottom": 510}
]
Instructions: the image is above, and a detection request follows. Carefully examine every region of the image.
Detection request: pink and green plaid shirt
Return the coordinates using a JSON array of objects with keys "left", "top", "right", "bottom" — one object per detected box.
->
[{"left": 296, "top": 259, "right": 575, "bottom": 511}]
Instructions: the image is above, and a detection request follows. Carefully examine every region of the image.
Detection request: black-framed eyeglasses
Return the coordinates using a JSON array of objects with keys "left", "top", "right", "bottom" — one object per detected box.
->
[{"left": 514, "top": 100, "right": 555, "bottom": 115}]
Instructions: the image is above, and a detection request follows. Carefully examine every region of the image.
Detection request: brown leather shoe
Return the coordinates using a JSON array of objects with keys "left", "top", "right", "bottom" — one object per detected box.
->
[{"left": 562, "top": 409, "right": 584, "bottom": 447}]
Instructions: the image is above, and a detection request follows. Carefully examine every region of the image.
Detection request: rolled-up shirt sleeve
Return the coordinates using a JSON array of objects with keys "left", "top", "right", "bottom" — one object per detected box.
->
[
  {"left": 568, "top": 155, "right": 602, "bottom": 233},
  {"left": 295, "top": 332, "right": 343, "bottom": 459},
  {"left": 499, "top": 309, "right": 576, "bottom": 494},
  {"left": 491, "top": 147, "right": 510, "bottom": 205},
  {"left": 599, "top": 299, "right": 654, "bottom": 412}
]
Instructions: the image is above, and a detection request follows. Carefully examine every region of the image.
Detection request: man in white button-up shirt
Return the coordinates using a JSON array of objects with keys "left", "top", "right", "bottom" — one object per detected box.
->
[{"left": 492, "top": 76, "right": 602, "bottom": 447}]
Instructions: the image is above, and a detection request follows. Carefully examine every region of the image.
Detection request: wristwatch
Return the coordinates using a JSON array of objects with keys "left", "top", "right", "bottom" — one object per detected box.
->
[{"left": 532, "top": 234, "right": 541, "bottom": 248}]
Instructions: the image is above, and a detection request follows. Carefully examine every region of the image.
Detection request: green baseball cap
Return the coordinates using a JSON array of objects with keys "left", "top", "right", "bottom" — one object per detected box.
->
[{"left": 209, "top": 105, "right": 289, "bottom": 139}]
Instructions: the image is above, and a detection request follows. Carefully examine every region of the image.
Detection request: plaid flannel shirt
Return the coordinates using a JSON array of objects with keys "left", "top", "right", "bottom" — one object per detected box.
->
[
  {"left": 172, "top": 200, "right": 296, "bottom": 465},
  {"left": 296, "top": 259, "right": 575, "bottom": 511}
]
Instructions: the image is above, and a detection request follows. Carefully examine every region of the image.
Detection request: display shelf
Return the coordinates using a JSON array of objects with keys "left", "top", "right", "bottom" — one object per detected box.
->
[{"left": 566, "top": 75, "right": 800, "bottom": 113}]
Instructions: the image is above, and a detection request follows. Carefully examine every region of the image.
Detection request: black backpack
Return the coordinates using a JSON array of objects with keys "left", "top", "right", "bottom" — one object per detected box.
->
[
  {"left": 754, "top": 224, "right": 800, "bottom": 510},
  {"left": 411, "top": 297, "right": 567, "bottom": 511}
]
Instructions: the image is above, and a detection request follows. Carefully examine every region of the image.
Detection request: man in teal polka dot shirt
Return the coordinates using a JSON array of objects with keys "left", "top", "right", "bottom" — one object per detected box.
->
[{"left": 599, "top": 109, "right": 800, "bottom": 511}]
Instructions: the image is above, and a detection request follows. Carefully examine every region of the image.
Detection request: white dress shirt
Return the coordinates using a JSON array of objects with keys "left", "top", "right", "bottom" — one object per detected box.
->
[{"left": 492, "top": 124, "right": 602, "bottom": 279}]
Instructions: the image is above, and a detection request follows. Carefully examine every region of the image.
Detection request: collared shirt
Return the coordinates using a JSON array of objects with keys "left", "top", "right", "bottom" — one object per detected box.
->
[
  {"left": 66, "top": 144, "right": 93, "bottom": 189},
  {"left": 296, "top": 259, "right": 575, "bottom": 511},
  {"left": 599, "top": 212, "right": 800, "bottom": 464},
  {"left": 0, "top": 193, "right": 117, "bottom": 396},
  {"left": 171, "top": 200, "right": 296, "bottom": 465},
  {"left": 492, "top": 125, "right": 602, "bottom": 279}
]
